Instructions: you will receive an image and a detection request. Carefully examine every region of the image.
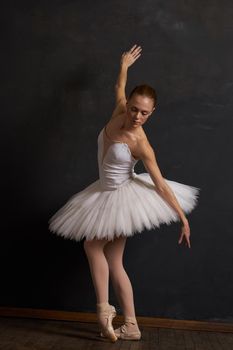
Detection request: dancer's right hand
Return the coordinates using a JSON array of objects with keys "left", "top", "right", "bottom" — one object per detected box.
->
[
  {"left": 120, "top": 44, "right": 142, "bottom": 68},
  {"left": 178, "top": 219, "right": 191, "bottom": 248}
]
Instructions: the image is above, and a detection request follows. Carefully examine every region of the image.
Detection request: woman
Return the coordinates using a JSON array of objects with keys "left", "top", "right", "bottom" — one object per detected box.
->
[{"left": 49, "top": 44, "right": 200, "bottom": 342}]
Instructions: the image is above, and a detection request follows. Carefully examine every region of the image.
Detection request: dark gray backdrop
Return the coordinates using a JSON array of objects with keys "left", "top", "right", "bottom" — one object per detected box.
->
[{"left": 1, "top": 0, "right": 233, "bottom": 322}]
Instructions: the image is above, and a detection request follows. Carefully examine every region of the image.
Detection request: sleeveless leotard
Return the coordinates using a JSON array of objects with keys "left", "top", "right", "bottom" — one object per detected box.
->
[{"left": 97, "top": 126, "right": 138, "bottom": 190}]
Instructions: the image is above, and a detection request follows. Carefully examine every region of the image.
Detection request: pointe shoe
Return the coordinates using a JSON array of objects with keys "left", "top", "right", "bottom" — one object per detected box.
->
[
  {"left": 114, "top": 316, "right": 141, "bottom": 340},
  {"left": 97, "top": 303, "right": 118, "bottom": 342}
]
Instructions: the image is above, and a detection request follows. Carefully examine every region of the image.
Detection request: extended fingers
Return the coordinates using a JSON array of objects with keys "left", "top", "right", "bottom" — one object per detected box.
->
[
  {"left": 186, "top": 236, "right": 191, "bottom": 248},
  {"left": 131, "top": 49, "right": 142, "bottom": 62},
  {"left": 178, "top": 232, "right": 191, "bottom": 248},
  {"left": 128, "top": 44, "right": 142, "bottom": 55},
  {"left": 132, "top": 46, "right": 142, "bottom": 57},
  {"left": 121, "top": 45, "right": 142, "bottom": 67},
  {"left": 178, "top": 232, "right": 183, "bottom": 244},
  {"left": 130, "top": 44, "right": 141, "bottom": 51},
  {"left": 122, "top": 45, "right": 142, "bottom": 58},
  {"left": 129, "top": 44, "right": 137, "bottom": 53}
]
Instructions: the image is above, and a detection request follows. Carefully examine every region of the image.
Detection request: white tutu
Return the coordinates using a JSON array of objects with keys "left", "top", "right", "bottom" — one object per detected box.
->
[
  {"left": 48, "top": 172, "right": 200, "bottom": 241},
  {"left": 48, "top": 127, "right": 200, "bottom": 241}
]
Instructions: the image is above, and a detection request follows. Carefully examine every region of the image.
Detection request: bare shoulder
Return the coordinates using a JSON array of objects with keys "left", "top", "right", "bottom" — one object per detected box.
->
[{"left": 136, "top": 131, "right": 156, "bottom": 160}]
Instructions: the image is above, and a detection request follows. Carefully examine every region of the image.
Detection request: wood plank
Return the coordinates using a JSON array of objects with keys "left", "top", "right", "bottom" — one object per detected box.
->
[
  {"left": 183, "top": 329, "right": 195, "bottom": 350},
  {"left": 0, "top": 307, "right": 233, "bottom": 334},
  {"left": 0, "top": 317, "right": 233, "bottom": 350},
  {"left": 216, "top": 331, "right": 233, "bottom": 350}
]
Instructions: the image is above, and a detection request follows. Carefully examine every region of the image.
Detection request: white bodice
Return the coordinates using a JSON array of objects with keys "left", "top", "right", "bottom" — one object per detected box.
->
[{"left": 97, "top": 127, "right": 139, "bottom": 190}]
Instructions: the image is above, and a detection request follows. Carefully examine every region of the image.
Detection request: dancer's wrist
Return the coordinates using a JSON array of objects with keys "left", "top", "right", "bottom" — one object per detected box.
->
[
  {"left": 180, "top": 216, "right": 188, "bottom": 226},
  {"left": 120, "top": 61, "right": 129, "bottom": 70}
]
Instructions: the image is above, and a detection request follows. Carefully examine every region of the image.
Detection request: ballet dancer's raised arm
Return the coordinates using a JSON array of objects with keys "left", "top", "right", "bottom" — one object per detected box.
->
[{"left": 111, "top": 45, "right": 142, "bottom": 118}]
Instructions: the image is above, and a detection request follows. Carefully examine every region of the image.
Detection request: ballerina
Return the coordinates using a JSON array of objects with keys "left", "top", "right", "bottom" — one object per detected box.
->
[{"left": 49, "top": 44, "right": 200, "bottom": 342}]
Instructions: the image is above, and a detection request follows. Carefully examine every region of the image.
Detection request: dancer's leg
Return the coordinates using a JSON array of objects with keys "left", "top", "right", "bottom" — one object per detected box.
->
[
  {"left": 104, "top": 236, "right": 136, "bottom": 317},
  {"left": 83, "top": 238, "right": 109, "bottom": 303},
  {"left": 104, "top": 236, "right": 140, "bottom": 336},
  {"left": 83, "top": 238, "right": 117, "bottom": 342}
]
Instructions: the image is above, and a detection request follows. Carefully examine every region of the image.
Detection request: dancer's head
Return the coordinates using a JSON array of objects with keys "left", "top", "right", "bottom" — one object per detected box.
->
[{"left": 126, "top": 84, "right": 157, "bottom": 127}]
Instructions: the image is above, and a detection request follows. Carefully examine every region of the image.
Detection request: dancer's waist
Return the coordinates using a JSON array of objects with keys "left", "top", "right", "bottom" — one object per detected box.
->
[{"left": 100, "top": 172, "right": 137, "bottom": 191}]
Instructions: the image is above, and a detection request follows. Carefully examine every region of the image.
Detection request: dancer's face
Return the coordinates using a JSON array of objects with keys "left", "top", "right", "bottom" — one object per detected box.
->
[{"left": 126, "top": 94, "right": 155, "bottom": 127}]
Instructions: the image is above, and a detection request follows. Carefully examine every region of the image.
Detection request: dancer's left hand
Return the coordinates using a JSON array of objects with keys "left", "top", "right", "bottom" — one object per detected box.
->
[
  {"left": 120, "top": 44, "right": 142, "bottom": 68},
  {"left": 178, "top": 219, "right": 191, "bottom": 248}
]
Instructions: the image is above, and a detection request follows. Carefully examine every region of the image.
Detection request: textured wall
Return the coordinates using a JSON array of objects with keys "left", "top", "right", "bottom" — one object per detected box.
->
[{"left": 1, "top": 0, "right": 233, "bottom": 322}]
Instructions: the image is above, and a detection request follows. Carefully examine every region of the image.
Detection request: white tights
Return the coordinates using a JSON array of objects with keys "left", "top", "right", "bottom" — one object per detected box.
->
[{"left": 83, "top": 236, "right": 136, "bottom": 318}]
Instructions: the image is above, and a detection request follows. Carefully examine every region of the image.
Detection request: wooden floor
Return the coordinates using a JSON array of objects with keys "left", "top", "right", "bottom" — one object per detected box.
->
[{"left": 1, "top": 317, "right": 233, "bottom": 350}]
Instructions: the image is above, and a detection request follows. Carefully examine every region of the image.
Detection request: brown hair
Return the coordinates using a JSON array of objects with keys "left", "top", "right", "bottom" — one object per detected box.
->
[{"left": 128, "top": 84, "right": 157, "bottom": 108}]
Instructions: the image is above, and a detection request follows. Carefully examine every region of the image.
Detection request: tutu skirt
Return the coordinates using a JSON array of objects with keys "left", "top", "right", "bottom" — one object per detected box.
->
[{"left": 48, "top": 173, "right": 200, "bottom": 241}]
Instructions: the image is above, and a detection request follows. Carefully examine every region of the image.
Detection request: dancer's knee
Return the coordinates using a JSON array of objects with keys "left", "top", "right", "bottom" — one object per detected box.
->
[
  {"left": 83, "top": 238, "right": 107, "bottom": 256},
  {"left": 108, "top": 260, "right": 125, "bottom": 275},
  {"left": 83, "top": 239, "right": 95, "bottom": 256}
]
